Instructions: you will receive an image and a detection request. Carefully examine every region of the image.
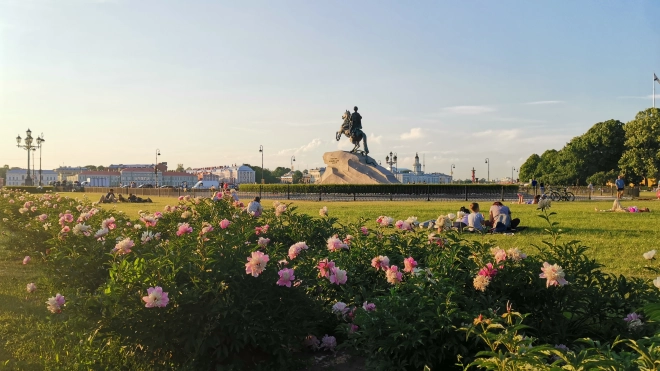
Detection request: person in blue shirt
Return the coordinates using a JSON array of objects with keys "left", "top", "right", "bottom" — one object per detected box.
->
[{"left": 615, "top": 175, "right": 625, "bottom": 199}]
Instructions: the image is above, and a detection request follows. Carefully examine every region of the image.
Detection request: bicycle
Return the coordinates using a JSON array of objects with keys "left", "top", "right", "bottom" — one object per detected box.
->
[{"left": 548, "top": 187, "right": 575, "bottom": 201}]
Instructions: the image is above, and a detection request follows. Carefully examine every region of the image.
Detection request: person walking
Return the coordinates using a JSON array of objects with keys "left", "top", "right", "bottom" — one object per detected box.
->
[{"left": 615, "top": 175, "right": 625, "bottom": 199}]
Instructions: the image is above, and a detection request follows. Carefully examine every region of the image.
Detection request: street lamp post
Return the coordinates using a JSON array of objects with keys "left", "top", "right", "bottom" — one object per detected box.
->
[
  {"left": 385, "top": 152, "right": 398, "bottom": 173},
  {"left": 154, "top": 149, "right": 161, "bottom": 187},
  {"left": 450, "top": 164, "right": 455, "bottom": 184},
  {"left": 259, "top": 145, "right": 264, "bottom": 198},
  {"left": 37, "top": 134, "right": 45, "bottom": 186},
  {"left": 511, "top": 167, "right": 517, "bottom": 184},
  {"left": 16, "top": 129, "right": 36, "bottom": 186},
  {"left": 290, "top": 155, "right": 296, "bottom": 171},
  {"left": 484, "top": 158, "right": 490, "bottom": 183}
]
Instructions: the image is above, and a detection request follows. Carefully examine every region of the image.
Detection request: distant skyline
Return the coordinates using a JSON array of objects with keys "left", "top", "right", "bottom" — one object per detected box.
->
[{"left": 1, "top": 0, "right": 659, "bottom": 180}]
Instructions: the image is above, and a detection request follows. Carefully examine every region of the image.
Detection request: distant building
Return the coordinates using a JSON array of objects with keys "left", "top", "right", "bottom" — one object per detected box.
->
[
  {"left": 394, "top": 153, "right": 452, "bottom": 184},
  {"left": 308, "top": 168, "right": 325, "bottom": 184},
  {"left": 280, "top": 171, "right": 294, "bottom": 184},
  {"left": 54, "top": 166, "right": 89, "bottom": 181},
  {"left": 108, "top": 163, "right": 167, "bottom": 171},
  {"left": 187, "top": 165, "right": 256, "bottom": 184},
  {"left": 162, "top": 172, "right": 198, "bottom": 187},
  {"left": 7, "top": 169, "right": 58, "bottom": 186},
  {"left": 67, "top": 171, "right": 121, "bottom": 187},
  {"left": 119, "top": 168, "right": 163, "bottom": 187}
]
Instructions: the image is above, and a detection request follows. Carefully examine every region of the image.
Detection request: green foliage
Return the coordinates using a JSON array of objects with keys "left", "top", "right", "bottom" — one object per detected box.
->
[
  {"left": 175, "top": 164, "right": 185, "bottom": 172},
  {"left": 619, "top": 108, "right": 660, "bottom": 185},
  {"left": 3, "top": 189, "right": 660, "bottom": 370},
  {"left": 587, "top": 170, "right": 619, "bottom": 186},
  {"left": 520, "top": 119, "right": 626, "bottom": 185}
]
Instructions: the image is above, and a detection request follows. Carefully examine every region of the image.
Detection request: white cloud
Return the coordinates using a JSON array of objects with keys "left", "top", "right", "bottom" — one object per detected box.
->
[
  {"left": 617, "top": 94, "right": 660, "bottom": 99},
  {"left": 443, "top": 105, "right": 495, "bottom": 115},
  {"left": 474, "top": 129, "right": 520, "bottom": 140},
  {"left": 400, "top": 128, "right": 424, "bottom": 140},
  {"left": 369, "top": 133, "right": 383, "bottom": 145},
  {"left": 277, "top": 138, "right": 322, "bottom": 155},
  {"left": 525, "top": 100, "right": 564, "bottom": 105}
]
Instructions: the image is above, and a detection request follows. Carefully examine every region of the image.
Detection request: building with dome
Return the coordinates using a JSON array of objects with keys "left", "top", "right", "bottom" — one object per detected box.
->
[{"left": 395, "top": 153, "right": 452, "bottom": 184}]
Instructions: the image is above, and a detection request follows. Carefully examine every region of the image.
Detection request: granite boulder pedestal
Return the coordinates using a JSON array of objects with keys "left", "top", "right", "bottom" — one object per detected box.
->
[{"left": 317, "top": 151, "right": 399, "bottom": 184}]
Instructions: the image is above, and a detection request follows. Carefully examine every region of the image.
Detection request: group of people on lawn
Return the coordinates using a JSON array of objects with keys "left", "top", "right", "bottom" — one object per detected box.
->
[
  {"left": 452, "top": 201, "right": 521, "bottom": 233},
  {"left": 98, "top": 189, "right": 152, "bottom": 203}
]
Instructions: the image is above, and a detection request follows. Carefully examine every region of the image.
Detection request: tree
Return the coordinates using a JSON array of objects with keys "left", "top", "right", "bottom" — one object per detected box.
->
[
  {"left": 85, "top": 165, "right": 98, "bottom": 171},
  {"left": 97, "top": 165, "right": 105, "bottom": 171},
  {"left": 619, "top": 108, "right": 660, "bottom": 185},
  {"left": 292, "top": 170, "right": 303, "bottom": 184},
  {"left": 0, "top": 164, "right": 9, "bottom": 182},
  {"left": 519, "top": 154, "right": 542, "bottom": 182},
  {"left": 176, "top": 164, "right": 185, "bottom": 172},
  {"left": 587, "top": 170, "right": 618, "bottom": 186}
]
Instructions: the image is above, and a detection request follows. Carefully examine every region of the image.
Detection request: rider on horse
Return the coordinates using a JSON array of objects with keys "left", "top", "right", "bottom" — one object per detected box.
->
[{"left": 350, "top": 106, "right": 362, "bottom": 137}]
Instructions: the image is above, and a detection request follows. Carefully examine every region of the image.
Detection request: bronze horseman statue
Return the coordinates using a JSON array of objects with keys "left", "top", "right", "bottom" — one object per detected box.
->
[{"left": 336, "top": 106, "right": 369, "bottom": 155}]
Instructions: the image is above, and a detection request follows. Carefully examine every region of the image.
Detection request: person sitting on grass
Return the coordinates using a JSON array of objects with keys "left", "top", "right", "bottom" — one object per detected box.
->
[
  {"left": 246, "top": 197, "right": 263, "bottom": 216},
  {"left": 118, "top": 194, "right": 126, "bottom": 202},
  {"left": 467, "top": 202, "right": 486, "bottom": 233},
  {"left": 488, "top": 201, "right": 521, "bottom": 230},
  {"left": 525, "top": 195, "right": 541, "bottom": 205},
  {"left": 452, "top": 206, "right": 470, "bottom": 231},
  {"left": 99, "top": 189, "right": 116, "bottom": 204}
]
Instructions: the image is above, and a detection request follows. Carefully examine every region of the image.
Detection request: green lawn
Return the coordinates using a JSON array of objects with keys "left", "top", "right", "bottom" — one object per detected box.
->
[{"left": 79, "top": 191, "right": 660, "bottom": 278}]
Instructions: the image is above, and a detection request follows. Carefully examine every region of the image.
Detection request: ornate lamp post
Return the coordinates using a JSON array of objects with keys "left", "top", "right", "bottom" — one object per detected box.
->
[
  {"left": 154, "top": 149, "right": 161, "bottom": 187},
  {"left": 484, "top": 158, "right": 490, "bottom": 183},
  {"left": 450, "top": 164, "right": 455, "bottom": 184},
  {"left": 259, "top": 145, "right": 264, "bottom": 184},
  {"left": 16, "top": 129, "right": 36, "bottom": 186},
  {"left": 290, "top": 155, "right": 296, "bottom": 171},
  {"left": 36, "top": 134, "right": 45, "bottom": 186},
  {"left": 385, "top": 152, "right": 398, "bottom": 173},
  {"left": 511, "top": 167, "right": 517, "bottom": 184}
]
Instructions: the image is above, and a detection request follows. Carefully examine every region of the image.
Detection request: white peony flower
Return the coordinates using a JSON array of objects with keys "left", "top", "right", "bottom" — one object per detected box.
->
[{"left": 643, "top": 250, "right": 656, "bottom": 260}]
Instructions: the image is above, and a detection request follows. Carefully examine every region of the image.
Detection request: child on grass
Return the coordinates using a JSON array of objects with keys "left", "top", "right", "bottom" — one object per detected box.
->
[{"left": 467, "top": 202, "right": 486, "bottom": 232}]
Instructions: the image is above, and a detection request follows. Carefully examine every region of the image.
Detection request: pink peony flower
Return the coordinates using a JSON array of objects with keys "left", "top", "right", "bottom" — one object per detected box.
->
[
  {"left": 327, "top": 235, "right": 348, "bottom": 252},
  {"left": 362, "top": 301, "right": 376, "bottom": 311},
  {"left": 360, "top": 226, "right": 369, "bottom": 235},
  {"left": 200, "top": 223, "right": 214, "bottom": 235},
  {"left": 350, "top": 324, "right": 359, "bottom": 333},
  {"left": 317, "top": 259, "right": 336, "bottom": 278},
  {"left": 478, "top": 263, "right": 498, "bottom": 278},
  {"left": 114, "top": 238, "right": 135, "bottom": 255},
  {"left": 60, "top": 226, "right": 70, "bottom": 234},
  {"left": 37, "top": 214, "right": 48, "bottom": 222},
  {"left": 376, "top": 216, "right": 394, "bottom": 227},
  {"left": 154, "top": 212, "right": 163, "bottom": 219},
  {"left": 506, "top": 248, "right": 527, "bottom": 261},
  {"left": 176, "top": 222, "right": 193, "bottom": 236},
  {"left": 219, "top": 218, "right": 231, "bottom": 229},
  {"left": 395, "top": 220, "right": 404, "bottom": 229},
  {"left": 539, "top": 262, "right": 568, "bottom": 287},
  {"left": 46, "top": 293, "right": 65, "bottom": 313},
  {"left": 245, "top": 251, "right": 270, "bottom": 277},
  {"left": 63, "top": 213, "right": 74, "bottom": 223},
  {"left": 27, "top": 282, "right": 37, "bottom": 293},
  {"left": 142, "top": 286, "right": 169, "bottom": 308},
  {"left": 371, "top": 256, "right": 390, "bottom": 271},
  {"left": 332, "top": 302, "right": 349, "bottom": 315},
  {"left": 329, "top": 267, "right": 348, "bottom": 285},
  {"left": 140, "top": 215, "right": 158, "bottom": 228},
  {"left": 492, "top": 247, "right": 507, "bottom": 263},
  {"left": 343, "top": 235, "right": 353, "bottom": 245},
  {"left": 255, "top": 224, "right": 269, "bottom": 235},
  {"left": 320, "top": 335, "right": 337, "bottom": 351},
  {"left": 276, "top": 268, "right": 295, "bottom": 287},
  {"left": 403, "top": 257, "right": 417, "bottom": 273},
  {"left": 257, "top": 237, "right": 270, "bottom": 247},
  {"left": 385, "top": 265, "right": 403, "bottom": 284},
  {"left": 275, "top": 204, "right": 287, "bottom": 216},
  {"left": 22, "top": 256, "right": 31, "bottom": 265},
  {"left": 101, "top": 217, "right": 116, "bottom": 230},
  {"left": 288, "top": 241, "right": 309, "bottom": 260}
]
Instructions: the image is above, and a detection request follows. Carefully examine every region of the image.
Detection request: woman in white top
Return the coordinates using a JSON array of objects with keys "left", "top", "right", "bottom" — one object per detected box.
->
[{"left": 467, "top": 202, "right": 486, "bottom": 232}]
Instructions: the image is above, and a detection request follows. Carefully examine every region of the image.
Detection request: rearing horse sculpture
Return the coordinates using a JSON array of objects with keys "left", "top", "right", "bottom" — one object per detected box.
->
[{"left": 336, "top": 110, "right": 369, "bottom": 155}]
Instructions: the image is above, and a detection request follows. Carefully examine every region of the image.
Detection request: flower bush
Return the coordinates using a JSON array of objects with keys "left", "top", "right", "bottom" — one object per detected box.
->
[{"left": 1, "top": 189, "right": 660, "bottom": 370}]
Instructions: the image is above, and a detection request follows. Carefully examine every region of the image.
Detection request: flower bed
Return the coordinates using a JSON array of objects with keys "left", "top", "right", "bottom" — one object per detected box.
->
[{"left": 1, "top": 190, "right": 660, "bottom": 370}]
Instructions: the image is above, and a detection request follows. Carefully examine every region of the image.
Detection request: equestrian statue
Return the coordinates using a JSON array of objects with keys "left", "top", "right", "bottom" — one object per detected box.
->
[{"left": 336, "top": 106, "right": 369, "bottom": 155}]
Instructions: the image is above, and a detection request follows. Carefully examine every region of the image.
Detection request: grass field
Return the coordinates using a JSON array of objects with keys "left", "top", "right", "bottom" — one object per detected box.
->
[{"left": 79, "top": 191, "right": 660, "bottom": 278}]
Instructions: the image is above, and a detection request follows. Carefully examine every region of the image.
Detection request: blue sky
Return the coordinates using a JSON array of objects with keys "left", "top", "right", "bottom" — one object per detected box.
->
[{"left": 1, "top": 0, "right": 659, "bottom": 180}]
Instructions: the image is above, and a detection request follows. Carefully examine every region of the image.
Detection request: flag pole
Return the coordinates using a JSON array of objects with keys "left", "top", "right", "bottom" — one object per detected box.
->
[{"left": 654, "top": 72, "right": 656, "bottom": 109}]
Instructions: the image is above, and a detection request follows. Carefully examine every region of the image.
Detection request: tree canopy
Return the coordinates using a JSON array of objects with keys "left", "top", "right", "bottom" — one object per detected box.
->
[
  {"left": 519, "top": 119, "right": 626, "bottom": 185},
  {"left": 618, "top": 108, "right": 660, "bottom": 185}
]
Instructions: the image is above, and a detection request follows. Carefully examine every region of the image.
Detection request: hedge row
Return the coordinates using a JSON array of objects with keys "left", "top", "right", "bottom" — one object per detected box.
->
[
  {"left": 3, "top": 186, "right": 54, "bottom": 193},
  {"left": 239, "top": 183, "right": 519, "bottom": 194}
]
